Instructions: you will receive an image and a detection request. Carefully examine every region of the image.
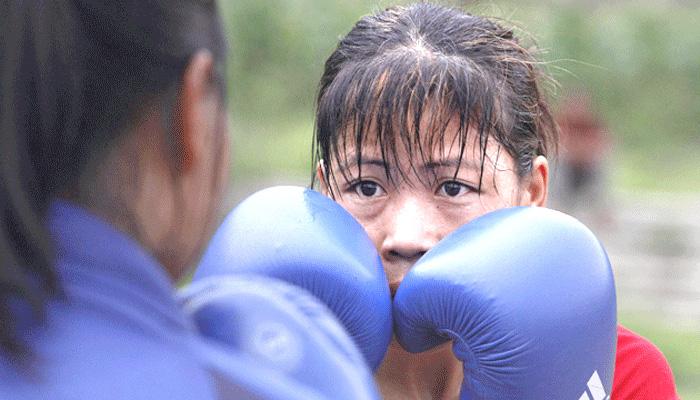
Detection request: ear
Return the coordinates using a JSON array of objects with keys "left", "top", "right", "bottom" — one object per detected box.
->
[
  {"left": 316, "top": 160, "right": 330, "bottom": 196},
  {"left": 523, "top": 155, "right": 549, "bottom": 207},
  {"left": 177, "top": 50, "right": 216, "bottom": 173}
]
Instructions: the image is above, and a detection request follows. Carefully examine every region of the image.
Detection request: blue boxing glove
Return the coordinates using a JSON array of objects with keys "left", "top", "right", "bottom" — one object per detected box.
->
[
  {"left": 180, "top": 275, "right": 380, "bottom": 400},
  {"left": 194, "top": 186, "right": 392, "bottom": 370},
  {"left": 393, "top": 207, "right": 617, "bottom": 399}
]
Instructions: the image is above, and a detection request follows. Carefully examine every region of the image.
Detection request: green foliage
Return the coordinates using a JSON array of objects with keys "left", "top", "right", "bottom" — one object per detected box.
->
[{"left": 221, "top": 0, "right": 371, "bottom": 121}]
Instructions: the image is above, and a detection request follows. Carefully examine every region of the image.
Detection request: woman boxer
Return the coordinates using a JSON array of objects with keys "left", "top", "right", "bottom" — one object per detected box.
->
[{"left": 313, "top": 3, "right": 679, "bottom": 399}]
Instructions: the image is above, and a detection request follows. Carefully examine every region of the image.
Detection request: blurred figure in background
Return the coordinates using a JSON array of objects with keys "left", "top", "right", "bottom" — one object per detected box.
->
[{"left": 550, "top": 89, "right": 614, "bottom": 225}]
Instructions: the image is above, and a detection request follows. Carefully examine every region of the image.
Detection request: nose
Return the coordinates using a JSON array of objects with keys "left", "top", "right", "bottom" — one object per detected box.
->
[{"left": 380, "top": 195, "right": 441, "bottom": 296}]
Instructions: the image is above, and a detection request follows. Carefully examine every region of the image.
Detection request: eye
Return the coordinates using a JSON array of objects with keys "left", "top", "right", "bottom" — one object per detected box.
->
[
  {"left": 437, "top": 181, "right": 472, "bottom": 197},
  {"left": 352, "top": 181, "right": 385, "bottom": 198}
]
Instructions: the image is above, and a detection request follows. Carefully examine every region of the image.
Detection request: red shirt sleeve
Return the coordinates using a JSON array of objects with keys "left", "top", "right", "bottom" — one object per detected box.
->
[{"left": 612, "top": 324, "right": 680, "bottom": 400}]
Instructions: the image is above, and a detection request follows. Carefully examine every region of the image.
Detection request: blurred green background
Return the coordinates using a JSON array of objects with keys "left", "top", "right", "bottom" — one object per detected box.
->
[{"left": 219, "top": 1, "right": 700, "bottom": 398}]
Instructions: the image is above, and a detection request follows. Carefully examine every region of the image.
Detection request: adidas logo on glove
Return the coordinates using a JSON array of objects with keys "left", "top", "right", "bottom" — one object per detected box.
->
[{"left": 579, "top": 371, "right": 610, "bottom": 400}]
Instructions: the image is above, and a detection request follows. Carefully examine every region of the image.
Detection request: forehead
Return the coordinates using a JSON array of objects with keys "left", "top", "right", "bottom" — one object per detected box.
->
[
  {"left": 332, "top": 114, "right": 513, "bottom": 179},
  {"left": 334, "top": 110, "right": 483, "bottom": 165}
]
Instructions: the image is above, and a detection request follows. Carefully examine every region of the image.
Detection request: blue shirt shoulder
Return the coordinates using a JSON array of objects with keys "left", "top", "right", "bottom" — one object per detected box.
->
[{"left": 0, "top": 201, "right": 320, "bottom": 400}]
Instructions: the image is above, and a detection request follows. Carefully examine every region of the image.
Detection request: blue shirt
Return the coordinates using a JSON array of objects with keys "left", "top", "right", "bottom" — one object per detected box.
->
[{"left": 0, "top": 201, "right": 321, "bottom": 400}]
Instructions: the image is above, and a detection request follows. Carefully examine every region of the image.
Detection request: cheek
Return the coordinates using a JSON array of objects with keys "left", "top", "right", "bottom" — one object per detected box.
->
[
  {"left": 436, "top": 195, "right": 514, "bottom": 234},
  {"left": 438, "top": 202, "right": 482, "bottom": 232},
  {"left": 477, "top": 192, "right": 516, "bottom": 214},
  {"left": 492, "top": 170, "right": 524, "bottom": 206}
]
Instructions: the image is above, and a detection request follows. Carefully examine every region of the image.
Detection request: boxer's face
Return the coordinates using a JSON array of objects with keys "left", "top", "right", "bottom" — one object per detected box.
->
[{"left": 323, "top": 117, "right": 548, "bottom": 296}]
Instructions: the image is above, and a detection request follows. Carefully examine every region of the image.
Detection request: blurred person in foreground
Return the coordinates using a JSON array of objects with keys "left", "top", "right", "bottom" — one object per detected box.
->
[
  {"left": 312, "top": 3, "right": 679, "bottom": 399},
  {"left": 0, "top": 1, "right": 378, "bottom": 399}
]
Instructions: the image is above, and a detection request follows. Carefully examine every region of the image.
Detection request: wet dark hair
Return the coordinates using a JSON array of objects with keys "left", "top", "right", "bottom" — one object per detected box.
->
[
  {"left": 313, "top": 3, "right": 557, "bottom": 194},
  {"left": 0, "top": 0, "right": 227, "bottom": 360}
]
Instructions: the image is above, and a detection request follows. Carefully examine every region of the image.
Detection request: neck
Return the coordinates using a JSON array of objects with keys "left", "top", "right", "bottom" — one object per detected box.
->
[
  {"left": 375, "top": 339, "right": 462, "bottom": 400},
  {"left": 65, "top": 124, "right": 186, "bottom": 282}
]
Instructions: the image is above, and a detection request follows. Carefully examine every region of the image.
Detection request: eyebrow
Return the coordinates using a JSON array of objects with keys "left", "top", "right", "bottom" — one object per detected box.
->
[
  {"left": 335, "top": 157, "right": 390, "bottom": 174},
  {"left": 421, "top": 159, "right": 481, "bottom": 172}
]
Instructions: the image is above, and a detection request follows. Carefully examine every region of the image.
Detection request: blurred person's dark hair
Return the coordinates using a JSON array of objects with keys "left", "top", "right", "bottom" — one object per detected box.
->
[
  {"left": 0, "top": 0, "right": 227, "bottom": 360},
  {"left": 313, "top": 2, "right": 557, "bottom": 195}
]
